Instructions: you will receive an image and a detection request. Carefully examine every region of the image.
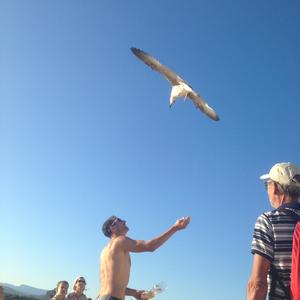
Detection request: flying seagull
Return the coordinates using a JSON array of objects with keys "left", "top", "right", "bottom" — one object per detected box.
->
[{"left": 131, "top": 47, "right": 220, "bottom": 121}]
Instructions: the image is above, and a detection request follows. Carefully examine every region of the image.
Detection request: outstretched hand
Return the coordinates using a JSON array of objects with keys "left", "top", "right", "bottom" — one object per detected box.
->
[
  {"left": 134, "top": 290, "right": 146, "bottom": 300},
  {"left": 174, "top": 216, "right": 190, "bottom": 230}
]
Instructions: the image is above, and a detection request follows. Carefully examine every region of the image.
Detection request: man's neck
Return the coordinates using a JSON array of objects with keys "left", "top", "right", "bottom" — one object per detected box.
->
[
  {"left": 282, "top": 196, "right": 295, "bottom": 205},
  {"left": 111, "top": 233, "right": 126, "bottom": 239}
]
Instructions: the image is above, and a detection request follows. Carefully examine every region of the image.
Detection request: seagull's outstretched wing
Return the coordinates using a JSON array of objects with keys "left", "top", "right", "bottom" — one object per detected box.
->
[
  {"left": 131, "top": 47, "right": 185, "bottom": 86},
  {"left": 188, "top": 92, "right": 220, "bottom": 121}
]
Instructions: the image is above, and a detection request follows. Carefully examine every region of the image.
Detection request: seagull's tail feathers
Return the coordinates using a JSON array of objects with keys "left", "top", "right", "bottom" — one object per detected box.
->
[
  {"left": 169, "top": 95, "right": 176, "bottom": 108},
  {"left": 169, "top": 101, "right": 175, "bottom": 108}
]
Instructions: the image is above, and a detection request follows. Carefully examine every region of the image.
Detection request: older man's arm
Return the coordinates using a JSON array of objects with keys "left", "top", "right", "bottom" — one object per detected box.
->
[{"left": 247, "top": 254, "right": 270, "bottom": 300}]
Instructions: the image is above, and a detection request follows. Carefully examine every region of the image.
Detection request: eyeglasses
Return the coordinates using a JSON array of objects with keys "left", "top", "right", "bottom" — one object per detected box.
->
[
  {"left": 77, "top": 280, "right": 86, "bottom": 284},
  {"left": 111, "top": 218, "right": 124, "bottom": 227},
  {"left": 264, "top": 180, "right": 272, "bottom": 190}
]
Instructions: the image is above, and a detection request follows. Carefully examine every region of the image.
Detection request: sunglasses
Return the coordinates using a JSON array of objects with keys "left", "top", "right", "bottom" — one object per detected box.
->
[
  {"left": 111, "top": 218, "right": 124, "bottom": 227},
  {"left": 77, "top": 280, "right": 86, "bottom": 284}
]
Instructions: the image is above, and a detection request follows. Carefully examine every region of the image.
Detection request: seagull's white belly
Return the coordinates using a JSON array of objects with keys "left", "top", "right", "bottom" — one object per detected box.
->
[{"left": 170, "top": 82, "right": 193, "bottom": 104}]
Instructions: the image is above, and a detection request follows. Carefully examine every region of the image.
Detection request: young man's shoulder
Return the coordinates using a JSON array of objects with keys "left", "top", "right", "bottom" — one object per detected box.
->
[{"left": 110, "top": 235, "right": 134, "bottom": 248}]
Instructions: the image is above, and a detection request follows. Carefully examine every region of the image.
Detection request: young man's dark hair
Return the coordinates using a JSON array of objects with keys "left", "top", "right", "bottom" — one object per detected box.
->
[{"left": 102, "top": 216, "right": 118, "bottom": 238}]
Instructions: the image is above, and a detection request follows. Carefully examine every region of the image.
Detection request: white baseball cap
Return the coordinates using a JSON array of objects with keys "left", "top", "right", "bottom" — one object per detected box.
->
[{"left": 260, "top": 162, "right": 300, "bottom": 187}]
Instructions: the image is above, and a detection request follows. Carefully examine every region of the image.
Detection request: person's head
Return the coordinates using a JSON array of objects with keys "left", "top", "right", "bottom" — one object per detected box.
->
[
  {"left": 102, "top": 216, "right": 128, "bottom": 238},
  {"left": 72, "top": 277, "right": 86, "bottom": 295},
  {"left": 260, "top": 162, "right": 300, "bottom": 208},
  {"left": 55, "top": 281, "right": 69, "bottom": 297}
]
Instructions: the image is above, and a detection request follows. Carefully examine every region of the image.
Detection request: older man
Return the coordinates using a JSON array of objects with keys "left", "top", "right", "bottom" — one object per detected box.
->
[
  {"left": 247, "top": 162, "right": 300, "bottom": 300},
  {"left": 99, "top": 215, "right": 190, "bottom": 300}
]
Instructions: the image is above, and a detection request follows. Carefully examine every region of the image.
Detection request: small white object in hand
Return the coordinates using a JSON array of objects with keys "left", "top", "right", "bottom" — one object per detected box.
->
[{"left": 141, "top": 282, "right": 167, "bottom": 299}]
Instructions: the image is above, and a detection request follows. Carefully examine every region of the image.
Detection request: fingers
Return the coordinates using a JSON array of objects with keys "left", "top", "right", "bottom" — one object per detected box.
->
[
  {"left": 184, "top": 216, "right": 191, "bottom": 224},
  {"left": 180, "top": 216, "right": 190, "bottom": 224},
  {"left": 175, "top": 216, "right": 191, "bottom": 229}
]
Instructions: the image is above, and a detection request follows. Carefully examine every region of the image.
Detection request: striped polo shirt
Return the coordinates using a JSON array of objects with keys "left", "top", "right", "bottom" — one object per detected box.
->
[{"left": 251, "top": 202, "right": 300, "bottom": 300}]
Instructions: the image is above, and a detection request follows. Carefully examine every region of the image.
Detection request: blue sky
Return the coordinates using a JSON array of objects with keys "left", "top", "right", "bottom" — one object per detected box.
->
[{"left": 1, "top": 1, "right": 300, "bottom": 299}]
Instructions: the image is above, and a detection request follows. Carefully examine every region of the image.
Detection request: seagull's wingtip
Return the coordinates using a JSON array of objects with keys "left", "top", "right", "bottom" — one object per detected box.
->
[
  {"left": 208, "top": 113, "right": 220, "bottom": 121},
  {"left": 130, "top": 47, "right": 142, "bottom": 54}
]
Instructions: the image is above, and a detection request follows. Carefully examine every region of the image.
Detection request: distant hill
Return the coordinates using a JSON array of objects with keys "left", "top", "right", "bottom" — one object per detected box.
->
[
  {"left": 2, "top": 286, "right": 21, "bottom": 296},
  {"left": 3, "top": 284, "right": 47, "bottom": 296},
  {"left": 2, "top": 283, "right": 52, "bottom": 300},
  {"left": 5, "top": 295, "right": 40, "bottom": 300}
]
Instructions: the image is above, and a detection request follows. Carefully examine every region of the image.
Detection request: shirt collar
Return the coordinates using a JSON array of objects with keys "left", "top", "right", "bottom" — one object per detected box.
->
[{"left": 279, "top": 202, "right": 300, "bottom": 209}]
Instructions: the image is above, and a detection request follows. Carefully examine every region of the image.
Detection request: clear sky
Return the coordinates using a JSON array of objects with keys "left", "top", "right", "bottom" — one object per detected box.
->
[{"left": 1, "top": 1, "right": 300, "bottom": 299}]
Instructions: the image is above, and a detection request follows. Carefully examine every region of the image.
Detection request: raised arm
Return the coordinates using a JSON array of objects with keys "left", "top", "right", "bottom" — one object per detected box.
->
[{"left": 123, "top": 216, "right": 190, "bottom": 253}]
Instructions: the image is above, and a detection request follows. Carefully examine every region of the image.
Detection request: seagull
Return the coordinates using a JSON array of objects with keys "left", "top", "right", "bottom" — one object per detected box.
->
[{"left": 131, "top": 47, "right": 220, "bottom": 121}]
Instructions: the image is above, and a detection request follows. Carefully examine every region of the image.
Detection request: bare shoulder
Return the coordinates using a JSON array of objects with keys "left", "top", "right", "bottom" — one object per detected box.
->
[
  {"left": 114, "top": 236, "right": 134, "bottom": 245},
  {"left": 108, "top": 236, "right": 131, "bottom": 248},
  {"left": 113, "top": 236, "right": 138, "bottom": 251}
]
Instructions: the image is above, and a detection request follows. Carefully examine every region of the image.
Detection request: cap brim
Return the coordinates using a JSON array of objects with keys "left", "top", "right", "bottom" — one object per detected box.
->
[{"left": 260, "top": 174, "right": 270, "bottom": 180}]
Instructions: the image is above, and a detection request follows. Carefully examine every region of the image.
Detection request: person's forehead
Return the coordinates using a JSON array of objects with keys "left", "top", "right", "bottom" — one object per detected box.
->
[{"left": 60, "top": 282, "right": 68, "bottom": 287}]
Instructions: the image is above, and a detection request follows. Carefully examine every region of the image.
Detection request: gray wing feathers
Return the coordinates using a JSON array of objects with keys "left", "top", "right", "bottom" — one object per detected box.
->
[
  {"left": 131, "top": 47, "right": 183, "bottom": 85},
  {"left": 188, "top": 92, "right": 219, "bottom": 121}
]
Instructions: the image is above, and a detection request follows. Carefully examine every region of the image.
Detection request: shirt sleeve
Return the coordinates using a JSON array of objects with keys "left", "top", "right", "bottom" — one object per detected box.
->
[{"left": 251, "top": 213, "right": 274, "bottom": 262}]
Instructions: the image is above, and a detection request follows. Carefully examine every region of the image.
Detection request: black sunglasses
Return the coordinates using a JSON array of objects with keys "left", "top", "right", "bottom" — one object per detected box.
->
[{"left": 111, "top": 218, "right": 124, "bottom": 227}]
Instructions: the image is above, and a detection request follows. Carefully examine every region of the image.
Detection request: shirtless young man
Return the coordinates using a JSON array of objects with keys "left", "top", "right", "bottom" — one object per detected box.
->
[{"left": 99, "top": 215, "right": 190, "bottom": 300}]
